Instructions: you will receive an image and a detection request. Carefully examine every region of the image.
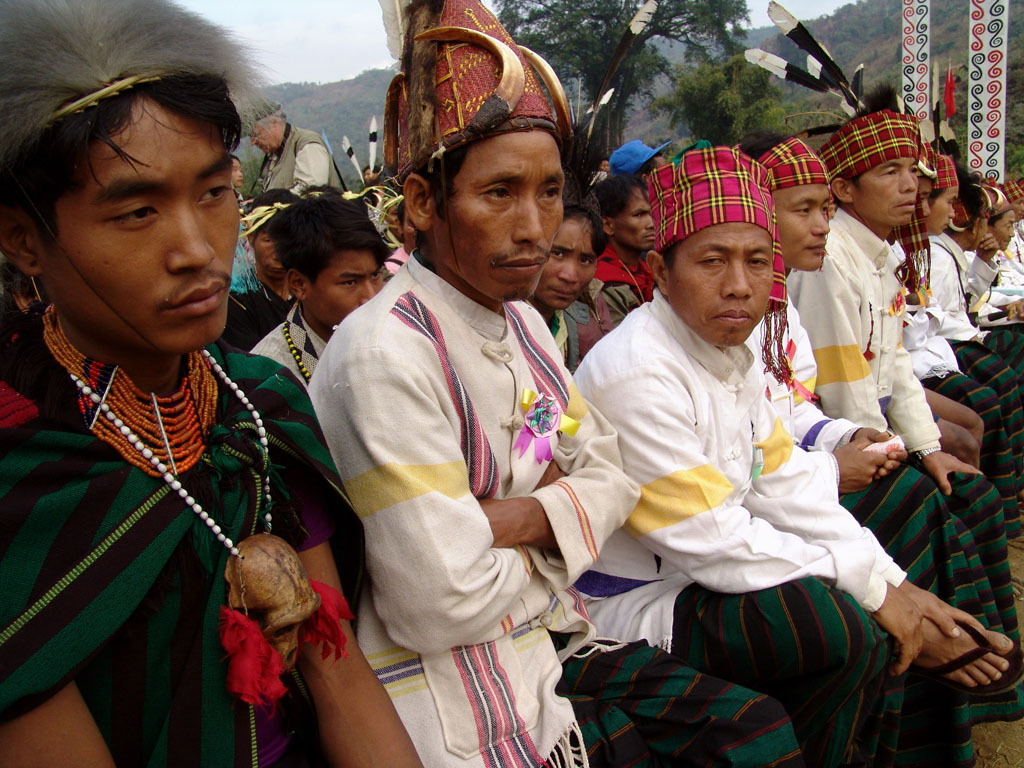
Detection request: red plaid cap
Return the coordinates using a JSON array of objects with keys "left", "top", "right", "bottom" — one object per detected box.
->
[
  {"left": 950, "top": 198, "right": 971, "bottom": 230},
  {"left": 984, "top": 182, "right": 1012, "bottom": 217},
  {"left": 756, "top": 137, "right": 830, "bottom": 190},
  {"left": 818, "top": 109, "right": 922, "bottom": 179},
  {"left": 933, "top": 153, "right": 957, "bottom": 190},
  {"left": 649, "top": 146, "right": 790, "bottom": 379},
  {"left": 1004, "top": 179, "right": 1024, "bottom": 204}
]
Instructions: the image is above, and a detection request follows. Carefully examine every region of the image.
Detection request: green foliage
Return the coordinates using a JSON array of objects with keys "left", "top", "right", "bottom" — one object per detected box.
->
[
  {"left": 496, "top": 0, "right": 749, "bottom": 146},
  {"left": 653, "top": 54, "right": 785, "bottom": 145}
]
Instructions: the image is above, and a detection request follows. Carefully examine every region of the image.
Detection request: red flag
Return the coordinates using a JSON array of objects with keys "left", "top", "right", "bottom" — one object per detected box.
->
[{"left": 944, "top": 63, "right": 956, "bottom": 117}]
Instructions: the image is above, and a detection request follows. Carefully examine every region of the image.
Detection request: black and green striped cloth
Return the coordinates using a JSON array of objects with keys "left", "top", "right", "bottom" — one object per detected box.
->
[{"left": 0, "top": 315, "right": 361, "bottom": 768}]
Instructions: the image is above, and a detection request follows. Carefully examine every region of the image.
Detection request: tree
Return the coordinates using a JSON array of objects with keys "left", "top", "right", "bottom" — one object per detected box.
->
[
  {"left": 653, "top": 54, "right": 786, "bottom": 146},
  {"left": 496, "top": 0, "right": 748, "bottom": 146}
]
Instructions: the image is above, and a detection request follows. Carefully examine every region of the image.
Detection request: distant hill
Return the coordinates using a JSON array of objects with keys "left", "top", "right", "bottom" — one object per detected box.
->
[{"left": 255, "top": 0, "right": 1023, "bottom": 176}]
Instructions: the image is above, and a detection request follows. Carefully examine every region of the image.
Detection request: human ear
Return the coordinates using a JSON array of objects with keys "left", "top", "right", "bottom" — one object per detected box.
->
[
  {"left": 602, "top": 216, "right": 614, "bottom": 237},
  {"left": 831, "top": 178, "right": 855, "bottom": 205},
  {"left": 0, "top": 205, "right": 45, "bottom": 276},
  {"left": 288, "top": 269, "right": 309, "bottom": 302},
  {"left": 402, "top": 173, "right": 436, "bottom": 235},
  {"left": 646, "top": 249, "right": 670, "bottom": 295}
]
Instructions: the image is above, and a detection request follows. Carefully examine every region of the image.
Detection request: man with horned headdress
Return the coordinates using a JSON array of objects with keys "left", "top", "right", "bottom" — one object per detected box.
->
[
  {"left": 310, "top": 2, "right": 804, "bottom": 766},
  {"left": 0, "top": 1, "right": 422, "bottom": 765},
  {"left": 741, "top": 131, "right": 1024, "bottom": 765}
]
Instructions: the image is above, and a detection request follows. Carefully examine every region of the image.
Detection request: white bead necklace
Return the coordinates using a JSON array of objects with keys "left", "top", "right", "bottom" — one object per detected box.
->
[{"left": 69, "top": 349, "right": 272, "bottom": 557}]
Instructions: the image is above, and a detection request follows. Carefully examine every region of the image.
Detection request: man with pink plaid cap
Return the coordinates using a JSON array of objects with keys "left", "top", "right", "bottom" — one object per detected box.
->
[{"left": 575, "top": 145, "right": 918, "bottom": 768}]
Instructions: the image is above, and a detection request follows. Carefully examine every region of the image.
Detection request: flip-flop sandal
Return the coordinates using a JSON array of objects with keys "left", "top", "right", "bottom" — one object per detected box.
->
[{"left": 911, "top": 621, "right": 1024, "bottom": 697}]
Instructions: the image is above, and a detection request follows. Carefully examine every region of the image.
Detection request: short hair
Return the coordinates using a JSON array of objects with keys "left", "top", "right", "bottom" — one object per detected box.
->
[
  {"left": 0, "top": 0, "right": 260, "bottom": 237},
  {"left": 561, "top": 205, "right": 607, "bottom": 256},
  {"left": 594, "top": 174, "right": 648, "bottom": 218},
  {"left": 267, "top": 195, "right": 389, "bottom": 280},
  {"left": 0, "top": 76, "right": 243, "bottom": 237},
  {"left": 738, "top": 130, "right": 791, "bottom": 161},
  {"left": 250, "top": 188, "right": 300, "bottom": 211}
]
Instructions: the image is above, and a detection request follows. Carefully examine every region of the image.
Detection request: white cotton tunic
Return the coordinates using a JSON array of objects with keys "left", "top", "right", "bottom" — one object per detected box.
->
[
  {"left": 309, "top": 256, "right": 639, "bottom": 767},
  {"left": 788, "top": 208, "right": 942, "bottom": 453},
  {"left": 573, "top": 291, "right": 904, "bottom": 651}
]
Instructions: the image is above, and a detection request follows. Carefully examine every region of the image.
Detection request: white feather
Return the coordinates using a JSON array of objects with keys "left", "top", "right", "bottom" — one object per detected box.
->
[
  {"left": 744, "top": 48, "right": 787, "bottom": 81},
  {"left": 368, "top": 115, "right": 379, "bottom": 171},
  {"left": 767, "top": 1, "right": 798, "bottom": 35},
  {"left": 628, "top": 0, "right": 658, "bottom": 35},
  {"left": 378, "top": 0, "right": 411, "bottom": 60},
  {"left": 584, "top": 88, "right": 615, "bottom": 115},
  {"left": 806, "top": 55, "right": 821, "bottom": 79}
]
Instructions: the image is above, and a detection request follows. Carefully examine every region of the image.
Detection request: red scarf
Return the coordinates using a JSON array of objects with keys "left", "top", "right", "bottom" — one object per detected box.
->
[{"left": 595, "top": 244, "right": 654, "bottom": 304}]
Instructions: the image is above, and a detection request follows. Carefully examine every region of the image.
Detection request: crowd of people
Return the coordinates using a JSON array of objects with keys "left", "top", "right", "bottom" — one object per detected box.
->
[{"left": 1, "top": 0, "right": 1024, "bottom": 766}]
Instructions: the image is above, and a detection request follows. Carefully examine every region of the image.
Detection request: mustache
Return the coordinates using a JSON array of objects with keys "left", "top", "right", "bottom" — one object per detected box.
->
[
  {"left": 165, "top": 269, "right": 231, "bottom": 306},
  {"left": 489, "top": 246, "right": 549, "bottom": 268}
]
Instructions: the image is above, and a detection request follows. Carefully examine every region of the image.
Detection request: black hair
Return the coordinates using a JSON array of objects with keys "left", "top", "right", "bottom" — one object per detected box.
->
[
  {"left": 302, "top": 184, "right": 344, "bottom": 199},
  {"left": 853, "top": 84, "right": 901, "bottom": 119},
  {"left": 561, "top": 205, "right": 607, "bottom": 256},
  {"left": 0, "top": 74, "right": 242, "bottom": 238},
  {"left": 990, "top": 206, "right": 1013, "bottom": 227},
  {"left": 230, "top": 154, "right": 241, "bottom": 163},
  {"left": 266, "top": 195, "right": 389, "bottom": 280},
  {"left": 954, "top": 165, "right": 987, "bottom": 222},
  {"left": 738, "top": 130, "right": 791, "bottom": 161},
  {"left": 412, "top": 144, "right": 470, "bottom": 249},
  {"left": 250, "top": 188, "right": 300, "bottom": 210},
  {"left": 594, "top": 174, "right": 647, "bottom": 218}
]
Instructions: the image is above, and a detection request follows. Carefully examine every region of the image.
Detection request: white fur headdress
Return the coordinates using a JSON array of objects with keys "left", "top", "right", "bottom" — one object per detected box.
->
[{"left": 0, "top": 0, "right": 265, "bottom": 170}]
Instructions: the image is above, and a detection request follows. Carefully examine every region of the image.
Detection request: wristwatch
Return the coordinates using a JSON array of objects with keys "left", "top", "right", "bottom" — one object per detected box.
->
[{"left": 912, "top": 446, "right": 942, "bottom": 462}]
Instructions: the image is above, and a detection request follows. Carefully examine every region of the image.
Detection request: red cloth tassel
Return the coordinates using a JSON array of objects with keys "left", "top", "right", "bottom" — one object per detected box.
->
[
  {"left": 219, "top": 606, "right": 288, "bottom": 708},
  {"left": 302, "top": 579, "right": 355, "bottom": 662}
]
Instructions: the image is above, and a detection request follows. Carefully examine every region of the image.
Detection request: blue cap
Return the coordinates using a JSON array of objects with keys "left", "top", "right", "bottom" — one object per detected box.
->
[{"left": 609, "top": 139, "right": 672, "bottom": 176}]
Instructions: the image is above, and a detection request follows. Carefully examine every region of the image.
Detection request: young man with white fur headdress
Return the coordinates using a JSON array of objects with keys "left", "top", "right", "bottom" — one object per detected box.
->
[
  {"left": 309, "top": 1, "right": 804, "bottom": 766},
  {"left": 0, "top": 1, "right": 421, "bottom": 766}
]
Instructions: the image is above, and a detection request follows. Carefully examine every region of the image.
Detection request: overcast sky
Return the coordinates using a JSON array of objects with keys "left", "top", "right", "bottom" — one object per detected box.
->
[{"left": 175, "top": 0, "right": 859, "bottom": 85}]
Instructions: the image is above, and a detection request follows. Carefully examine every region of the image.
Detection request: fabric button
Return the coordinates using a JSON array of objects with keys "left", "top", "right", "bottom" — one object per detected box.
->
[{"left": 539, "top": 612, "right": 554, "bottom": 627}]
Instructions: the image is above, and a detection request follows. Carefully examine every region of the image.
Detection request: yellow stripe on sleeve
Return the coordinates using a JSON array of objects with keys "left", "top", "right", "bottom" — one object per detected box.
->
[
  {"left": 755, "top": 417, "right": 794, "bottom": 476},
  {"left": 344, "top": 461, "right": 470, "bottom": 518},
  {"left": 625, "top": 465, "right": 733, "bottom": 536},
  {"left": 566, "top": 381, "right": 590, "bottom": 422},
  {"left": 812, "top": 344, "right": 872, "bottom": 386}
]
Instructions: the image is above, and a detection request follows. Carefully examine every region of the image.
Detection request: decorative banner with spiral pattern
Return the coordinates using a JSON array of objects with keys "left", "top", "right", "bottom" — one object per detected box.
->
[
  {"left": 967, "top": 0, "right": 1009, "bottom": 181},
  {"left": 901, "top": 0, "right": 931, "bottom": 120}
]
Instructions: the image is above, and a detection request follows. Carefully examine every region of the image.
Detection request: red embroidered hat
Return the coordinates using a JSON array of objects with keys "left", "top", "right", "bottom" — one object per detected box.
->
[
  {"left": 932, "top": 152, "right": 958, "bottom": 191},
  {"left": 1003, "top": 179, "right": 1024, "bottom": 205},
  {"left": 818, "top": 109, "right": 921, "bottom": 180},
  {"left": 383, "top": 0, "right": 570, "bottom": 182},
  {"left": 649, "top": 146, "right": 789, "bottom": 381},
  {"left": 756, "top": 137, "right": 829, "bottom": 190}
]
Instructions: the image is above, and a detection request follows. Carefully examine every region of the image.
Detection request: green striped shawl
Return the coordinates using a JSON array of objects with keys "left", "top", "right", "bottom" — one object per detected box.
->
[{"left": 0, "top": 338, "right": 360, "bottom": 767}]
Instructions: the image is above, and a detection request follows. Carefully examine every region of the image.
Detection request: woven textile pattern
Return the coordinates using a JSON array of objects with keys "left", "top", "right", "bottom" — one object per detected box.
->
[
  {"left": 818, "top": 109, "right": 921, "bottom": 180},
  {"left": 934, "top": 153, "right": 958, "bottom": 190},
  {"left": 757, "top": 137, "right": 830, "bottom": 190}
]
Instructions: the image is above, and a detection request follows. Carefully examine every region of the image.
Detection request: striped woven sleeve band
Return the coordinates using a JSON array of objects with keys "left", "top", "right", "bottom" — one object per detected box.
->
[
  {"left": 649, "top": 146, "right": 789, "bottom": 381},
  {"left": 818, "top": 109, "right": 922, "bottom": 180},
  {"left": 933, "top": 153, "right": 957, "bottom": 191},
  {"left": 756, "top": 137, "right": 830, "bottom": 190}
]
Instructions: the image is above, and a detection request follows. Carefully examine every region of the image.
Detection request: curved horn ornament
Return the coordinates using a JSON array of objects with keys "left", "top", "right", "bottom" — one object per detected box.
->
[
  {"left": 415, "top": 26, "right": 525, "bottom": 134},
  {"left": 519, "top": 46, "right": 572, "bottom": 140}
]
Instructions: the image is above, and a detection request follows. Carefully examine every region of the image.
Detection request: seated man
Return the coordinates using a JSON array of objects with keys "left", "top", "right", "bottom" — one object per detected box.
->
[
  {"left": 593, "top": 174, "right": 655, "bottom": 326},
  {"left": 310, "top": 3, "right": 802, "bottom": 766},
  {"left": 576, "top": 145, "right": 935, "bottom": 768},
  {"left": 787, "top": 89, "right": 1018, "bottom": 607},
  {"left": 0, "top": 1, "right": 419, "bottom": 766},
  {"left": 251, "top": 195, "right": 386, "bottom": 383},
  {"left": 222, "top": 188, "right": 298, "bottom": 350},
  {"left": 528, "top": 205, "right": 612, "bottom": 372},
  {"left": 742, "top": 132, "right": 1024, "bottom": 764}
]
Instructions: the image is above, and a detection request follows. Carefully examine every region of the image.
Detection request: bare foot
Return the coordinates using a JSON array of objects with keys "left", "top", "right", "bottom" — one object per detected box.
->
[{"left": 913, "top": 618, "right": 1015, "bottom": 688}]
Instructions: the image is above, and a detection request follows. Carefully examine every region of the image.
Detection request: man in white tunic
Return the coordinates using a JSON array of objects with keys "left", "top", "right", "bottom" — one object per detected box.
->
[
  {"left": 575, "top": 145, "right": 922, "bottom": 768},
  {"left": 309, "top": 3, "right": 803, "bottom": 766}
]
